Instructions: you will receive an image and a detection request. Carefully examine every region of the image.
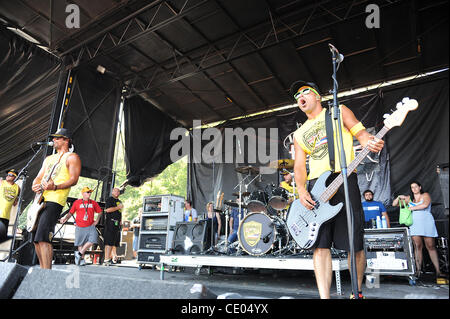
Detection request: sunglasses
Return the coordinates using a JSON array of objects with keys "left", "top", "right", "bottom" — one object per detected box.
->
[
  {"left": 294, "top": 87, "right": 319, "bottom": 100},
  {"left": 7, "top": 173, "right": 16, "bottom": 177}
]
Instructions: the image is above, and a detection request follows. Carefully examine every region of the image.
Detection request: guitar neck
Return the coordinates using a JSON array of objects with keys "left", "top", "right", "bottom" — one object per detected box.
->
[{"left": 320, "top": 126, "right": 390, "bottom": 202}]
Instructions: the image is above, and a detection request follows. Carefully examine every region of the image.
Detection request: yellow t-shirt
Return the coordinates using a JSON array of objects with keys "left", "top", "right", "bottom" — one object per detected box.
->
[
  {"left": 280, "top": 181, "right": 294, "bottom": 194},
  {"left": 293, "top": 107, "right": 364, "bottom": 181},
  {"left": 0, "top": 180, "right": 19, "bottom": 220},
  {"left": 42, "top": 152, "right": 72, "bottom": 207}
]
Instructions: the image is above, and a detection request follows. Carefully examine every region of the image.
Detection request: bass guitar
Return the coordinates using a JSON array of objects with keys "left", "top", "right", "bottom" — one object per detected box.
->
[
  {"left": 286, "top": 97, "right": 418, "bottom": 249},
  {"left": 26, "top": 152, "right": 64, "bottom": 232}
]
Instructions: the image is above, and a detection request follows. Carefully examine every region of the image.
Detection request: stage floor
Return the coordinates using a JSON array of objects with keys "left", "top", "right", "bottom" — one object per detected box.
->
[{"left": 40, "top": 260, "right": 448, "bottom": 299}]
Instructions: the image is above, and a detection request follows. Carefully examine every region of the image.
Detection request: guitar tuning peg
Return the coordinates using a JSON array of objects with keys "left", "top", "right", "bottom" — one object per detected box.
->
[
  {"left": 402, "top": 97, "right": 410, "bottom": 103},
  {"left": 383, "top": 113, "right": 390, "bottom": 119},
  {"left": 396, "top": 102, "right": 403, "bottom": 109}
]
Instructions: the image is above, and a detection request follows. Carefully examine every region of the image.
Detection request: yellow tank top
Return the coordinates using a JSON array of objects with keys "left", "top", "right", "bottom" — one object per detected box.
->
[
  {"left": 0, "top": 180, "right": 19, "bottom": 220},
  {"left": 42, "top": 152, "right": 72, "bottom": 206},
  {"left": 293, "top": 107, "right": 363, "bottom": 181},
  {"left": 280, "top": 181, "right": 294, "bottom": 194}
]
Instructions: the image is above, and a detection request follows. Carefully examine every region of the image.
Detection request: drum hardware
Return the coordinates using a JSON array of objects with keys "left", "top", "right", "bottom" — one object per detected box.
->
[
  {"left": 223, "top": 200, "right": 247, "bottom": 209},
  {"left": 232, "top": 192, "right": 250, "bottom": 197},
  {"left": 235, "top": 165, "right": 260, "bottom": 175}
]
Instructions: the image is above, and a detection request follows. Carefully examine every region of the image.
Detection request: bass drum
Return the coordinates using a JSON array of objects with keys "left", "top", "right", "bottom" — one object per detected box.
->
[
  {"left": 247, "top": 190, "right": 268, "bottom": 213},
  {"left": 238, "top": 212, "right": 289, "bottom": 256}
]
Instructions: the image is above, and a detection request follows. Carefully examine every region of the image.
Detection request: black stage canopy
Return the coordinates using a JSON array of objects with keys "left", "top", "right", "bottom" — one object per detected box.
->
[
  {"left": 0, "top": 0, "right": 448, "bottom": 204},
  {"left": 1, "top": 0, "right": 448, "bottom": 127}
]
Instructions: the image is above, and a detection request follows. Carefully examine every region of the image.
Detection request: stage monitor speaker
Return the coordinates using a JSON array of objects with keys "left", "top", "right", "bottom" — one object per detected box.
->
[
  {"left": 172, "top": 221, "right": 211, "bottom": 255},
  {"left": 0, "top": 262, "right": 28, "bottom": 299},
  {"left": 12, "top": 268, "right": 216, "bottom": 299}
]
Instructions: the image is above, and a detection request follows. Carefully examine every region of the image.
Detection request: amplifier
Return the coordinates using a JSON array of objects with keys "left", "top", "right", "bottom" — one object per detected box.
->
[
  {"left": 137, "top": 251, "right": 161, "bottom": 264},
  {"left": 142, "top": 215, "right": 169, "bottom": 231},
  {"left": 139, "top": 233, "right": 167, "bottom": 251},
  {"left": 364, "top": 227, "right": 415, "bottom": 276}
]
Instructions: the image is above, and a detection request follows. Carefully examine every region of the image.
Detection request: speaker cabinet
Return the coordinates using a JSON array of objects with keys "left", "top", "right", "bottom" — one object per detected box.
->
[{"left": 172, "top": 221, "right": 211, "bottom": 255}]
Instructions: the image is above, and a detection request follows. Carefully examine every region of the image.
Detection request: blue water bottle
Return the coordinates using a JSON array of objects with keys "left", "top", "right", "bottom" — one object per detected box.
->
[
  {"left": 376, "top": 215, "right": 382, "bottom": 229},
  {"left": 381, "top": 215, "right": 387, "bottom": 229}
]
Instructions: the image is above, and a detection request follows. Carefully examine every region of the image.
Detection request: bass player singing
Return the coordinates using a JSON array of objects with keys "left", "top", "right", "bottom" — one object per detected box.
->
[{"left": 290, "top": 80, "right": 384, "bottom": 299}]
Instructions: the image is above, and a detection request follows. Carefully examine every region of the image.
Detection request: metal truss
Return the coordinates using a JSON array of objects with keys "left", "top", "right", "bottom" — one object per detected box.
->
[{"left": 62, "top": 0, "right": 408, "bottom": 101}]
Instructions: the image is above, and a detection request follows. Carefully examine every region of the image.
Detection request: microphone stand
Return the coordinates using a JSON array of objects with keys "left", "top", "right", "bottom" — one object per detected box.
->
[
  {"left": 329, "top": 44, "right": 360, "bottom": 299},
  {"left": 3, "top": 144, "right": 46, "bottom": 263}
]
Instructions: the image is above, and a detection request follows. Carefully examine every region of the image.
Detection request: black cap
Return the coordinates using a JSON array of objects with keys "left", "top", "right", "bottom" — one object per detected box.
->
[
  {"left": 6, "top": 169, "right": 18, "bottom": 176},
  {"left": 289, "top": 80, "right": 321, "bottom": 101},
  {"left": 49, "top": 128, "right": 72, "bottom": 140}
]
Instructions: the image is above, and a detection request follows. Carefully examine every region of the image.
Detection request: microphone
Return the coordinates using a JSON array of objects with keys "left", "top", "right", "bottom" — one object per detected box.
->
[
  {"left": 36, "top": 141, "right": 54, "bottom": 146},
  {"left": 328, "top": 43, "right": 344, "bottom": 63},
  {"left": 262, "top": 231, "right": 273, "bottom": 243}
]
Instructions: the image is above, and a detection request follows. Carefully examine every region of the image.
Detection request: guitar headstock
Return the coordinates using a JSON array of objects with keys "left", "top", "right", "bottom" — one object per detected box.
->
[{"left": 383, "top": 97, "right": 418, "bottom": 129}]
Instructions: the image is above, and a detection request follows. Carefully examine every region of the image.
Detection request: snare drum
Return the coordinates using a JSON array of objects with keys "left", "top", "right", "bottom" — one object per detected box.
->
[{"left": 247, "top": 190, "right": 268, "bottom": 213}]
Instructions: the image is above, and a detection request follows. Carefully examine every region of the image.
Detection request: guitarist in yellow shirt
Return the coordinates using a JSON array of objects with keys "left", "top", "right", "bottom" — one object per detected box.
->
[
  {"left": 31, "top": 128, "right": 81, "bottom": 269},
  {"left": 0, "top": 169, "right": 21, "bottom": 242}
]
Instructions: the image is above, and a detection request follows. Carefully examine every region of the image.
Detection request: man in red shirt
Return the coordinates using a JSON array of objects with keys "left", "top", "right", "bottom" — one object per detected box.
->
[{"left": 60, "top": 186, "right": 102, "bottom": 265}]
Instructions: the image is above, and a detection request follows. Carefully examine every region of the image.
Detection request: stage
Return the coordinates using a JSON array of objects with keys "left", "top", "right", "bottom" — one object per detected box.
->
[{"left": 1, "top": 259, "right": 448, "bottom": 300}]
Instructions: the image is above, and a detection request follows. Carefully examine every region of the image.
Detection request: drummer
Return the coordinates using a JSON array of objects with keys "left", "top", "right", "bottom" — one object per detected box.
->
[{"left": 280, "top": 170, "right": 296, "bottom": 205}]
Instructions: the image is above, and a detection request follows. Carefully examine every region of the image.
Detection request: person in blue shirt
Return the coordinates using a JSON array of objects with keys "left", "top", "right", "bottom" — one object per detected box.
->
[{"left": 362, "top": 189, "right": 390, "bottom": 228}]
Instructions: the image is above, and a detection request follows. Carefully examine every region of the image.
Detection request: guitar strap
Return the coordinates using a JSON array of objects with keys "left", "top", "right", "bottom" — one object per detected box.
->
[{"left": 325, "top": 108, "right": 335, "bottom": 172}]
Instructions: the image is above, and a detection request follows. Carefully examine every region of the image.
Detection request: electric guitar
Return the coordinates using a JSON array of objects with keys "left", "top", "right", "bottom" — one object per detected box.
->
[
  {"left": 286, "top": 97, "right": 418, "bottom": 249},
  {"left": 26, "top": 152, "right": 64, "bottom": 232}
]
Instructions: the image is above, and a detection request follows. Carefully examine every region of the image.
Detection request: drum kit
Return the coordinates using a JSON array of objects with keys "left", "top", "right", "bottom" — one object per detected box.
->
[{"left": 213, "top": 158, "right": 301, "bottom": 257}]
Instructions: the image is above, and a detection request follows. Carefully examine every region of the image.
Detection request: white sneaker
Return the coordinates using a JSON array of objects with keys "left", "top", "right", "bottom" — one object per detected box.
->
[
  {"left": 74, "top": 251, "right": 81, "bottom": 265},
  {"left": 79, "top": 258, "right": 86, "bottom": 266}
]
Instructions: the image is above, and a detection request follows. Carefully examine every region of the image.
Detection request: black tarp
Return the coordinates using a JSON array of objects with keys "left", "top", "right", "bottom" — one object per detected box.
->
[
  {"left": 123, "top": 95, "right": 181, "bottom": 187},
  {"left": 0, "top": 25, "right": 61, "bottom": 205},
  {"left": 61, "top": 66, "right": 121, "bottom": 190},
  {"left": 187, "top": 72, "right": 448, "bottom": 224}
]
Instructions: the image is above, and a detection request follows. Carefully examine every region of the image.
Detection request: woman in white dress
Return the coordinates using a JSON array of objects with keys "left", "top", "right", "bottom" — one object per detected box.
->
[{"left": 393, "top": 181, "right": 441, "bottom": 278}]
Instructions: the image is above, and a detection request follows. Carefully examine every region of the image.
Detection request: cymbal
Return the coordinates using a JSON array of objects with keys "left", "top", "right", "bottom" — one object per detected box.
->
[
  {"left": 235, "top": 165, "right": 259, "bottom": 175},
  {"left": 269, "top": 159, "right": 294, "bottom": 170},
  {"left": 224, "top": 200, "right": 247, "bottom": 209},
  {"left": 232, "top": 192, "right": 250, "bottom": 197}
]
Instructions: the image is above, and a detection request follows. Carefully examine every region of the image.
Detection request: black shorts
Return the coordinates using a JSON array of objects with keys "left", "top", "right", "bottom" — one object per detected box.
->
[
  {"left": 103, "top": 220, "right": 121, "bottom": 247},
  {"left": 33, "top": 202, "right": 63, "bottom": 243},
  {"left": 308, "top": 173, "right": 365, "bottom": 252},
  {"left": 0, "top": 218, "right": 9, "bottom": 241}
]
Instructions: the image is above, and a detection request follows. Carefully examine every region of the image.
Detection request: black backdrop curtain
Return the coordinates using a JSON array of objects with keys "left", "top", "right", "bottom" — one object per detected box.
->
[
  {"left": 0, "top": 25, "right": 61, "bottom": 205},
  {"left": 188, "top": 72, "right": 449, "bottom": 226},
  {"left": 123, "top": 95, "right": 181, "bottom": 187},
  {"left": 62, "top": 67, "right": 121, "bottom": 190}
]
